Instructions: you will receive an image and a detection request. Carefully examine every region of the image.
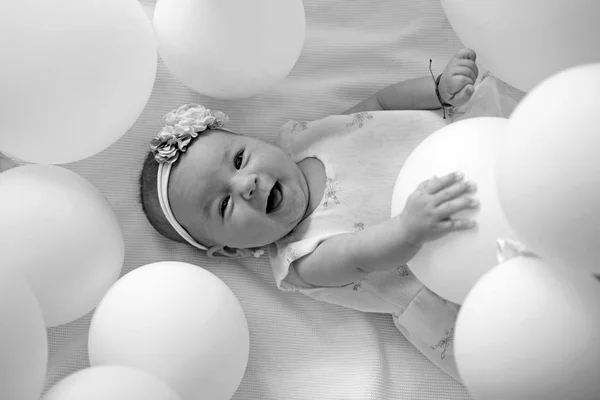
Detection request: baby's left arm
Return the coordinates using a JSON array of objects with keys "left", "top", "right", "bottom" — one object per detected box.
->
[{"left": 343, "top": 48, "right": 478, "bottom": 114}]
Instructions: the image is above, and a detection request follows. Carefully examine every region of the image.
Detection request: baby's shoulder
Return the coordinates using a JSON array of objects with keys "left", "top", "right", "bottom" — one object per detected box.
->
[
  {"left": 276, "top": 114, "right": 351, "bottom": 155},
  {"left": 275, "top": 120, "right": 311, "bottom": 153}
]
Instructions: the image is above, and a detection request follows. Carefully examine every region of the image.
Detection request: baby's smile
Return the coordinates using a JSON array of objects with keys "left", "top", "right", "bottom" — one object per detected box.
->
[{"left": 266, "top": 181, "right": 283, "bottom": 214}]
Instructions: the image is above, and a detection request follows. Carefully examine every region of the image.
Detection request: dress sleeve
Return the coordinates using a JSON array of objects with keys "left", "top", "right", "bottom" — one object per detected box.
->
[
  {"left": 275, "top": 120, "right": 308, "bottom": 156},
  {"left": 276, "top": 113, "right": 367, "bottom": 158}
]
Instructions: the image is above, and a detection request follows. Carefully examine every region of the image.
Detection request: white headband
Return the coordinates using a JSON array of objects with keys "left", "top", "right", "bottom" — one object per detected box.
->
[
  {"left": 150, "top": 104, "right": 233, "bottom": 252},
  {"left": 157, "top": 161, "right": 208, "bottom": 251}
]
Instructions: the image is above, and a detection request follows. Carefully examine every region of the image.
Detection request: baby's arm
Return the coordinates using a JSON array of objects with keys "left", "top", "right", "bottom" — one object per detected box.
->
[
  {"left": 294, "top": 216, "right": 422, "bottom": 286},
  {"left": 344, "top": 76, "right": 439, "bottom": 115},
  {"left": 294, "top": 172, "right": 478, "bottom": 287},
  {"left": 343, "top": 48, "right": 478, "bottom": 114}
]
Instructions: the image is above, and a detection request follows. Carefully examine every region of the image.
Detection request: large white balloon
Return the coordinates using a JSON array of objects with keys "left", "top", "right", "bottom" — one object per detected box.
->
[
  {"left": 0, "top": 0, "right": 157, "bottom": 164},
  {"left": 43, "top": 366, "right": 181, "bottom": 400},
  {"left": 495, "top": 64, "right": 600, "bottom": 275},
  {"left": 455, "top": 256, "right": 600, "bottom": 400},
  {"left": 391, "top": 117, "right": 517, "bottom": 304},
  {"left": 88, "top": 261, "right": 250, "bottom": 400},
  {"left": 154, "top": 0, "right": 306, "bottom": 99},
  {"left": 441, "top": 0, "right": 600, "bottom": 92},
  {"left": 0, "top": 165, "right": 124, "bottom": 327},
  {"left": 0, "top": 272, "right": 48, "bottom": 400}
]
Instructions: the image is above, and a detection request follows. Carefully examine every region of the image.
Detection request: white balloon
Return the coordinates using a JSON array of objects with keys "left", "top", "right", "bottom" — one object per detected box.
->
[
  {"left": 42, "top": 366, "right": 181, "bottom": 400},
  {"left": 496, "top": 64, "right": 600, "bottom": 275},
  {"left": 89, "top": 261, "right": 250, "bottom": 400},
  {"left": 0, "top": 272, "right": 48, "bottom": 400},
  {"left": 0, "top": 165, "right": 124, "bottom": 327},
  {"left": 391, "top": 117, "right": 517, "bottom": 304},
  {"left": 0, "top": 0, "right": 157, "bottom": 164},
  {"left": 441, "top": 0, "right": 600, "bottom": 92},
  {"left": 455, "top": 256, "right": 600, "bottom": 400},
  {"left": 154, "top": 0, "right": 306, "bottom": 99}
]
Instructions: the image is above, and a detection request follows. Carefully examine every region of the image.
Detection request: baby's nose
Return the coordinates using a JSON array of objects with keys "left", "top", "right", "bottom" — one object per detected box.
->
[{"left": 240, "top": 174, "right": 258, "bottom": 200}]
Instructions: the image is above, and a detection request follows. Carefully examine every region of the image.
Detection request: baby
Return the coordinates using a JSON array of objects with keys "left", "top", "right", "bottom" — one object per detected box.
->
[{"left": 140, "top": 48, "right": 483, "bottom": 381}]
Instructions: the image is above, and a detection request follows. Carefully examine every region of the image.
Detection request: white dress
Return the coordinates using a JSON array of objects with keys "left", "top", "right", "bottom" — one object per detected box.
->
[{"left": 268, "top": 74, "right": 517, "bottom": 381}]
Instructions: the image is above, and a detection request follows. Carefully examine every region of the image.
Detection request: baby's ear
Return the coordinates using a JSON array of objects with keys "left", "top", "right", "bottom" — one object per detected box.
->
[
  {"left": 207, "top": 245, "right": 240, "bottom": 258},
  {"left": 207, "top": 245, "right": 261, "bottom": 259}
]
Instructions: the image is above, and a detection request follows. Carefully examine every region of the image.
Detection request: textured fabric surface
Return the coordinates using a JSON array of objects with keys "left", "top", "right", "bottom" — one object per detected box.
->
[{"left": 10, "top": 0, "right": 523, "bottom": 398}]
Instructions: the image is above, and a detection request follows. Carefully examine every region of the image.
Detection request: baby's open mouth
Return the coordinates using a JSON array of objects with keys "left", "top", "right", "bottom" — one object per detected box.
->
[{"left": 266, "top": 181, "right": 283, "bottom": 214}]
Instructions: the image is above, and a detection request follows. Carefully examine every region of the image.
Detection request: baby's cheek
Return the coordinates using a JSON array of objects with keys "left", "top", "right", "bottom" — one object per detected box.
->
[
  {"left": 231, "top": 213, "right": 255, "bottom": 234},
  {"left": 234, "top": 212, "right": 270, "bottom": 234}
]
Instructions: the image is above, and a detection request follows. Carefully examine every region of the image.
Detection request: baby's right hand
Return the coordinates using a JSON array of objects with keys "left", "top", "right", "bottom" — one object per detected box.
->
[{"left": 398, "top": 171, "right": 478, "bottom": 245}]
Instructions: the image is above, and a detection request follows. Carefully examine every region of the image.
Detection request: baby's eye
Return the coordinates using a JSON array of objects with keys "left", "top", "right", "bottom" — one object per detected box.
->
[
  {"left": 234, "top": 150, "right": 244, "bottom": 170},
  {"left": 220, "top": 196, "right": 230, "bottom": 217}
]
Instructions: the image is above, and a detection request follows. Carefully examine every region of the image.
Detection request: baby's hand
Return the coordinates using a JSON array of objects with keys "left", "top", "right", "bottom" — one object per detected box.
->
[
  {"left": 398, "top": 172, "right": 478, "bottom": 245},
  {"left": 438, "top": 48, "right": 479, "bottom": 108}
]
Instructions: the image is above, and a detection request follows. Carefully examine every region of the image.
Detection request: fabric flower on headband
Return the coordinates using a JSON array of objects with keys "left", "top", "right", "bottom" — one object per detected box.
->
[{"left": 150, "top": 104, "right": 230, "bottom": 164}]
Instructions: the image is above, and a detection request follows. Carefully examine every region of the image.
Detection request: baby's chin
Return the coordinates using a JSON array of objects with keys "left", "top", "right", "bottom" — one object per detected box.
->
[{"left": 274, "top": 207, "right": 305, "bottom": 239}]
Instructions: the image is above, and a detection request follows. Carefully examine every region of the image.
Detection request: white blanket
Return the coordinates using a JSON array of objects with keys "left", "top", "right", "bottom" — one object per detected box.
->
[{"left": 25, "top": 0, "right": 524, "bottom": 398}]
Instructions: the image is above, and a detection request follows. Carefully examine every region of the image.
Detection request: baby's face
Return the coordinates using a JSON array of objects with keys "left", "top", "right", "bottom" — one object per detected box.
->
[{"left": 168, "top": 129, "right": 309, "bottom": 249}]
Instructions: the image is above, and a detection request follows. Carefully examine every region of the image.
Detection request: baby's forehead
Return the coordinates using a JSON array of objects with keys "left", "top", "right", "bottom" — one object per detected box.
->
[
  {"left": 170, "top": 130, "right": 239, "bottom": 192},
  {"left": 189, "top": 128, "right": 241, "bottom": 155},
  {"left": 201, "top": 128, "right": 245, "bottom": 149}
]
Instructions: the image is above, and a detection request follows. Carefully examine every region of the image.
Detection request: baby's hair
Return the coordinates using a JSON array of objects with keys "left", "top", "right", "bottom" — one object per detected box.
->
[{"left": 139, "top": 151, "right": 187, "bottom": 244}]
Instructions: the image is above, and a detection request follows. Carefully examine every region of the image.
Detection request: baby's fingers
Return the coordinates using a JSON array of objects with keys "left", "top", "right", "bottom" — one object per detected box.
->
[
  {"left": 424, "top": 171, "right": 464, "bottom": 194},
  {"left": 450, "top": 69, "right": 476, "bottom": 90},
  {"left": 433, "top": 179, "right": 477, "bottom": 207},
  {"left": 456, "top": 48, "right": 477, "bottom": 61},
  {"left": 452, "top": 84, "right": 475, "bottom": 106},
  {"left": 436, "top": 195, "right": 479, "bottom": 219},
  {"left": 437, "top": 218, "right": 477, "bottom": 233},
  {"left": 455, "top": 59, "right": 479, "bottom": 79}
]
